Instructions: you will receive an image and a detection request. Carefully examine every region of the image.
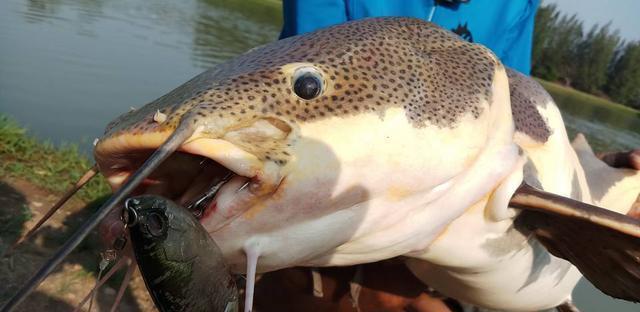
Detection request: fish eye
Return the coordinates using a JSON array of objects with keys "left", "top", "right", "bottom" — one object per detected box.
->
[
  {"left": 146, "top": 212, "right": 166, "bottom": 237},
  {"left": 292, "top": 67, "right": 323, "bottom": 100}
]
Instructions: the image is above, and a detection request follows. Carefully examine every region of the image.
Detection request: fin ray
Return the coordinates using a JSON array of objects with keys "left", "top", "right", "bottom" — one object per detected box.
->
[{"left": 511, "top": 183, "right": 640, "bottom": 302}]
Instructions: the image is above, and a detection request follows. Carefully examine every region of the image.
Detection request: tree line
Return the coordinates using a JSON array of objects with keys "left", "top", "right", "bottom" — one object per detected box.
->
[{"left": 532, "top": 3, "right": 640, "bottom": 109}]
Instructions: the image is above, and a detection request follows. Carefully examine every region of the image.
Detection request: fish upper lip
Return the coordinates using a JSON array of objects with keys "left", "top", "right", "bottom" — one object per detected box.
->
[
  {"left": 95, "top": 131, "right": 264, "bottom": 179},
  {"left": 94, "top": 131, "right": 281, "bottom": 224},
  {"left": 180, "top": 137, "right": 263, "bottom": 178}
]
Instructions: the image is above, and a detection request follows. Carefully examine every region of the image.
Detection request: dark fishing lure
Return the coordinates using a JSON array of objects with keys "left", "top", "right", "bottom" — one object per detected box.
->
[{"left": 125, "top": 195, "right": 238, "bottom": 312}]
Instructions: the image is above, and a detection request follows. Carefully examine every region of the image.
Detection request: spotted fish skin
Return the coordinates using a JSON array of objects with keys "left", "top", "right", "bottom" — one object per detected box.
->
[
  {"left": 404, "top": 67, "right": 589, "bottom": 311},
  {"left": 95, "top": 14, "right": 518, "bottom": 304},
  {"left": 100, "top": 17, "right": 498, "bottom": 139},
  {"left": 93, "top": 17, "right": 594, "bottom": 311},
  {"left": 507, "top": 68, "right": 553, "bottom": 143},
  {"left": 403, "top": 51, "right": 639, "bottom": 310}
]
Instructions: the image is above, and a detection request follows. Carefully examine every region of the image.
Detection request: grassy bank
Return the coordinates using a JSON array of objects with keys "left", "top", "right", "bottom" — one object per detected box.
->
[
  {"left": 0, "top": 115, "right": 156, "bottom": 311},
  {"left": 0, "top": 114, "right": 110, "bottom": 201},
  {"left": 536, "top": 79, "right": 640, "bottom": 116}
]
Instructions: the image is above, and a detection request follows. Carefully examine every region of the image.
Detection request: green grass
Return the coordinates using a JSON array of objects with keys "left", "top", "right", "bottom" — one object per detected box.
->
[
  {"left": 536, "top": 79, "right": 640, "bottom": 115},
  {"left": 0, "top": 203, "right": 32, "bottom": 240},
  {"left": 0, "top": 114, "right": 110, "bottom": 202}
]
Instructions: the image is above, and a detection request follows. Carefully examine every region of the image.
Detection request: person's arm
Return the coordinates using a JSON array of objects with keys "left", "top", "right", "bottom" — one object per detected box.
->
[
  {"left": 597, "top": 149, "right": 640, "bottom": 219},
  {"left": 598, "top": 149, "right": 640, "bottom": 170},
  {"left": 498, "top": 0, "right": 539, "bottom": 74}
]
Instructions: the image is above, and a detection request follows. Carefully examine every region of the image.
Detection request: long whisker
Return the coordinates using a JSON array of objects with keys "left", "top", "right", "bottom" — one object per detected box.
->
[
  {"left": 1, "top": 122, "right": 196, "bottom": 312},
  {"left": 6, "top": 165, "right": 98, "bottom": 254},
  {"left": 243, "top": 245, "right": 261, "bottom": 312},
  {"left": 109, "top": 260, "right": 136, "bottom": 312},
  {"left": 72, "top": 257, "right": 129, "bottom": 312}
]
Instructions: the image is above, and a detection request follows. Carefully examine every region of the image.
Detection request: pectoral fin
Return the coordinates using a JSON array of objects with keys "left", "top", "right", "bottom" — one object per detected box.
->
[{"left": 511, "top": 183, "right": 640, "bottom": 302}]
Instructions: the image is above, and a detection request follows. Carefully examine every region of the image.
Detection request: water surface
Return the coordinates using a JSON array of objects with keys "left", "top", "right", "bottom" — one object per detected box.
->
[{"left": 0, "top": 0, "right": 281, "bottom": 148}]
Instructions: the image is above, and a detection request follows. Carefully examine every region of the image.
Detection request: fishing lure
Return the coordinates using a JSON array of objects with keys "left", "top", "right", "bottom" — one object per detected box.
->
[{"left": 125, "top": 195, "right": 238, "bottom": 312}]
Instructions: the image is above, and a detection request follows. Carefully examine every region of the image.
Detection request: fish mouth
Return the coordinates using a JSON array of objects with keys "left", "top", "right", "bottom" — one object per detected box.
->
[{"left": 94, "top": 131, "right": 278, "bottom": 231}]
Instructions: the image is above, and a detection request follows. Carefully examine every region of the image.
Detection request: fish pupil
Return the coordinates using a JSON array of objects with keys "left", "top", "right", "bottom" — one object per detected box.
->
[{"left": 293, "top": 73, "right": 321, "bottom": 100}]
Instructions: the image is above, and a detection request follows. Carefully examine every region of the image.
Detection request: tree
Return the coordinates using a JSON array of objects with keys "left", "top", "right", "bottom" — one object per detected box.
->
[
  {"left": 606, "top": 42, "right": 640, "bottom": 108},
  {"left": 531, "top": 3, "right": 559, "bottom": 73},
  {"left": 531, "top": 2, "right": 637, "bottom": 109},
  {"left": 531, "top": 4, "right": 583, "bottom": 85},
  {"left": 571, "top": 23, "right": 622, "bottom": 94},
  {"left": 546, "top": 14, "right": 583, "bottom": 85}
]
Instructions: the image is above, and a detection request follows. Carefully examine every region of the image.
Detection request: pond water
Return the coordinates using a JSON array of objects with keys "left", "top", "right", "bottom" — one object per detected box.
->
[
  {"left": 0, "top": 0, "right": 282, "bottom": 149},
  {"left": 0, "top": 0, "right": 638, "bottom": 311}
]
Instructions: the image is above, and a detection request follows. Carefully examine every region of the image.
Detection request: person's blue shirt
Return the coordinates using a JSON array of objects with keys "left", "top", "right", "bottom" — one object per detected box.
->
[{"left": 280, "top": 0, "right": 539, "bottom": 74}]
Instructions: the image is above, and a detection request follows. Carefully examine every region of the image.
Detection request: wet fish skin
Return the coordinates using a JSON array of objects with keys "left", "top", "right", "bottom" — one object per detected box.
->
[{"left": 126, "top": 195, "right": 238, "bottom": 312}]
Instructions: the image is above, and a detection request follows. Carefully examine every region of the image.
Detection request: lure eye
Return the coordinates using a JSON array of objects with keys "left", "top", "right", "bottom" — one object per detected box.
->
[
  {"left": 146, "top": 212, "right": 166, "bottom": 237},
  {"left": 292, "top": 67, "right": 323, "bottom": 100}
]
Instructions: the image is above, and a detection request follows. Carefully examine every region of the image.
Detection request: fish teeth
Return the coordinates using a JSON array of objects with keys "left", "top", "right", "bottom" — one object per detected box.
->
[
  {"left": 186, "top": 172, "right": 234, "bottom": 218},
  {"left": 237, "top": 180, "right": 251, "bottom": 193}
]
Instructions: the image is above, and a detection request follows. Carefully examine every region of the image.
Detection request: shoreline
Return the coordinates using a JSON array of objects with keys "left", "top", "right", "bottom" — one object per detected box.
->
[
  {"left": 536, "top": 79, "right": 640, "bottom": 115},
  {"left": 0, "top": 115, "right": 110, "bottom": 202},
  {"left": 0, "top": 116, "right": 153, "bottom": 310}
]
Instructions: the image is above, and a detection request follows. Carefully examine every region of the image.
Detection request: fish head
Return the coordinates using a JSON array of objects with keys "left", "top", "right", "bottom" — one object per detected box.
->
[{"left": 94, "top": 17, "right": 519, "bottom": 273}]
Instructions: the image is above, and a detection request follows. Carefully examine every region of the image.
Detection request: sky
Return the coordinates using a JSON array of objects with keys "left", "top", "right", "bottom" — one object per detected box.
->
[{"left": 547, "top": 0, "right": 639, "bottom": 42}]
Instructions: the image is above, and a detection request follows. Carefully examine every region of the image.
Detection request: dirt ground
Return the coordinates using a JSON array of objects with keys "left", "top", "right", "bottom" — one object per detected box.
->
[{"left": 0, "top": 177, "right": 157, "bottom": 312}]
